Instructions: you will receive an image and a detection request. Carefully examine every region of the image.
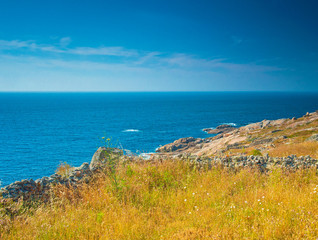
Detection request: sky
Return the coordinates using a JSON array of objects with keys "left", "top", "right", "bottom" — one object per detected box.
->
[{"left": 0, "top": 0, "right": 317, "bottom": 92}]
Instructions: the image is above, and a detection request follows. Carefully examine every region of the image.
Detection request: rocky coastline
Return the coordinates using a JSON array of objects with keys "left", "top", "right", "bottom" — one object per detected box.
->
[{"left": 1, "top": 110, "right": 318, "bottom": 202}]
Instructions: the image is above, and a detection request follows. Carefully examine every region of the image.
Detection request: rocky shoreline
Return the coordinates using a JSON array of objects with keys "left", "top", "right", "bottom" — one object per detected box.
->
[
  {"left": 1, "top": 110, "right": 318, "bottom": 202},
  {"left": 1, "top": 151, "right": 318, "bottom": 202},
  {"left": 0, "top": 147, "right": 122, "bottom": 201}
]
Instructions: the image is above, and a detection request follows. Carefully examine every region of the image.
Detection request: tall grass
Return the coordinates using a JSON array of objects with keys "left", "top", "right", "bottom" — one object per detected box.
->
[
  {"left": 1, "top": 159, "right": 318, "bottom": 239},
  {"left": 269, "top": 141, "right": 318, "bottom": 158}
]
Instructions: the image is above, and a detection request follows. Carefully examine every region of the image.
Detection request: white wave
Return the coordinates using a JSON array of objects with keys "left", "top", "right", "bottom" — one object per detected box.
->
[
  {"left": 140, "top": 153, "right": 154, "bottom": 160},
  {"left": 222, "top": 123, "right": 237, "bottom": 127},
  {"left": 122, "top": 129, "right": 141, "bottom": 132}
]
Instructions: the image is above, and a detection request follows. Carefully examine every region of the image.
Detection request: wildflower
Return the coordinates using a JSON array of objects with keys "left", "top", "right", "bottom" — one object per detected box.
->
[
  {"left": 192, "top": 192, "right": 195, "bottom": 196},
  {"left": 189, "top": 212, "right": 191, "bottom": 214},
  {"left": 258, "top": 199, "right": 261, "bottom": 202},
  {"left": 184, "top": 199, "right": 187, "bottom": 202},
  {"left": 207, "top": 193, "right": 209, "bottom": 195},
  {"left": 184, "top": 186, "right": 187, "bottom": 189},
  {"left": 245, "top": 201, "right": 248, "bottom": 204},
  {"left": 262, "top": 196, "right": 265, "bottom": 199}
]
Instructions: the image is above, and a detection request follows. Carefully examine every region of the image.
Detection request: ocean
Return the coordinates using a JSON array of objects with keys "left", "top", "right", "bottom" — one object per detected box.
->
[{"left": 1, "top": 92, "right": 318, "bottom": 186}]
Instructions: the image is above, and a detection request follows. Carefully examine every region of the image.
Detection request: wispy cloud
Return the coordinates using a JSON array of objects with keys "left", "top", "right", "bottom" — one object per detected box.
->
[
  {"left": 59, "top": 37, "right": 72, "bottom": 48},
  {"left": 0, "top": 39, "right": 138, "bottom": 57},
  {"left": 0, "top": 38, "right": 283, "bottom": 74},
  {"left": 67, "top": 46, "right": 137, "bottom": 57},
  {"left": 159, "top": 54, "right": 282, "bottom": 72}
]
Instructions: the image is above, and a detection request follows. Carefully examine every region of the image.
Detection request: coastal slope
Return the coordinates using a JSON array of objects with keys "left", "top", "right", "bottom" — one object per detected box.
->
[{"left": 156, "top": 111, "right": 318, "bottom": 158}]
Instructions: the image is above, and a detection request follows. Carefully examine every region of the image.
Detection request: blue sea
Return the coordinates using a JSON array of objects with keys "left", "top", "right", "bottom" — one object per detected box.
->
[{"left": 1, "top": 92, "right": 318, "bottom": 186}]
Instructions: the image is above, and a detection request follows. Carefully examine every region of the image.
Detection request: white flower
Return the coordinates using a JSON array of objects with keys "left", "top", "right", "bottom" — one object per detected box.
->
[
  {"left": 184, "top": 199, "right": 187, "bottom": 202},
  {"left": 189, "top": 212, "right": 191, "bottom": 214}
]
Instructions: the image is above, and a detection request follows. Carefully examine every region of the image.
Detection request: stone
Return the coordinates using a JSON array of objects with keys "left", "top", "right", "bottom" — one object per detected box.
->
[
  {"left": 307, "top": 134, "right": 318, "bottom": 142},
  {"left": 89, "top": 147, "right": 123, "bottom": 170},
  {"left": 204, "top": 124, "right": 236, "bottom": 134},
  {"left": 156, "top": 137, "right": 203, "bottom": 153}
]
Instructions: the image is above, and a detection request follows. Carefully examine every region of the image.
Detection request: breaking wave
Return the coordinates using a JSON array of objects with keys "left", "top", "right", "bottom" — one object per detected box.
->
[
  {"left": 122, "top": 129, "right": 141, "bottom": 132},
  {"left": 222, "top": 123, "right": 237, "bottom": 127}
]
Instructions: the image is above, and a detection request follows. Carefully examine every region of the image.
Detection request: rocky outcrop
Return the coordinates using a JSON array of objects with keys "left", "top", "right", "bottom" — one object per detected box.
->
[
  {"left": 156, "top": 137, "right": 204, "bottom": 153},
  {"left": 0, "top": 148, "right": 123, "bottom": 201},
  {"left": 158, "top": 110, "right": 318, "bottom": 156},
  {"left": 0, "top": 162, "right": 92, "bottom": 201},
  {"left": 307, "top": 134, "right": 318, "bottom": 142},
  {"left": 203, "top": 124, "right": 236, "bottom": 134},
  {"left": 172, "top": 154, "right": 318, "bottom": 172},
  {"left": 2, "top": 110, "right": 318, "bottom": 202}
]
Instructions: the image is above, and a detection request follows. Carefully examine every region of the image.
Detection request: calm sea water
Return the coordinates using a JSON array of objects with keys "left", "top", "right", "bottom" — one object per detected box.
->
[{"left": 1, "top": 92, "right": 318, "bottom": 186}]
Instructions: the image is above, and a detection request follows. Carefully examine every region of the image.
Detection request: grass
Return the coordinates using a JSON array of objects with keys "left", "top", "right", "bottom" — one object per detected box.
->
[
  {"left": 249, "top": 149, "right": 262, "bottom": 156},
  {"left": 1, "top": 159, "right": 318, "bottom": 239},
  {"left": 55, "top": 162, "right": 73, "bottom": 177},
  {"left": 269, "top": 141, "right": 318, "bottom": 158}
]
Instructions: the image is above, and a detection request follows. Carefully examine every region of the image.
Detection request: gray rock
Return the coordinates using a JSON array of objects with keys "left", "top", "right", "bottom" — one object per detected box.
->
[
  {"left": 89, "top": 147, "right": 109, "bottom": 170},
  {"left": 307, "top": 134, "right": 318, "bottom": 142}
]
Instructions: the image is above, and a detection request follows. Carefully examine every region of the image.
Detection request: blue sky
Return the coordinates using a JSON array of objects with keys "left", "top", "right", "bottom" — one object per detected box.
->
[{"left": 0, "top": 0, "right": 317, "bottom": 91}]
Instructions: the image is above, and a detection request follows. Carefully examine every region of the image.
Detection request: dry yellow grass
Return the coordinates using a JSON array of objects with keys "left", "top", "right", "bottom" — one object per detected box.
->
[
  {"left": 269, "top": 141, "right": 318, "bottom": 158},
  {"left": 1, "top": 159, "right": 318, "bottom": 239}
]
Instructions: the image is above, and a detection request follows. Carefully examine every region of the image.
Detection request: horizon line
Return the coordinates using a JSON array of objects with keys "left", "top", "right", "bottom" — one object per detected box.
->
[{"left": 0, "top": 90, "right": 318, "bottom": 94}]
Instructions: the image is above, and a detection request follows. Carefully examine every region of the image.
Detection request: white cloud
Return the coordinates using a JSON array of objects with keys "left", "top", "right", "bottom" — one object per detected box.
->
[
  {"left": 0, "top": 37, "right": 284, "bottom": 78},
  {"left": 67, "top": 46, "right": 137, "bottom": 57},
  {"left": 0, "top": 39, "right": 138, "bottom": 57},
  {"left": 59, "top": 37, "right": 72, "bottom": 48}
]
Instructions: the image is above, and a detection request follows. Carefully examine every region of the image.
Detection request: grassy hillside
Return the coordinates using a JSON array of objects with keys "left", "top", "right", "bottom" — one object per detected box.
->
[{"left": 1, "top": 159, "right": 318, "bottom": 239}]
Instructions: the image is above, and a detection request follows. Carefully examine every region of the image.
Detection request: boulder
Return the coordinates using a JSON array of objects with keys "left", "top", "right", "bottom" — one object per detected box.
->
[
  {"left": 204, "top": 124, "right": 236, "bottom": 134},
  {"left": 89, "top": 147, "right": 110, "bottom": 170},
  {"left": 156, "top": 137, "right": 203, "bottom": 153},
  {"left": 307, "top": 134, "right": 318, "bottom": 142},
  {"left": 89, "top": 147, "right": 123, "bottom": 170}
]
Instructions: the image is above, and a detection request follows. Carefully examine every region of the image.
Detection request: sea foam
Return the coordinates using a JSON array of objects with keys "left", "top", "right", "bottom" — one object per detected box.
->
[
  {"left": 122, "top": 129, "right": 141, "bottom": 132},
  {"left": 222, "top": 123, "right": 237, "bottom": 127}
]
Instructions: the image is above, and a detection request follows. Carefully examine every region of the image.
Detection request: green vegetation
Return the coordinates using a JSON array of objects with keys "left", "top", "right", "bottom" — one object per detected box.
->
[
  {"left": 1, "top": 158, "right": 318, "bottom": 239},
  {"left": 249, "top": 149, "right": 262, "bottom": 156}
]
